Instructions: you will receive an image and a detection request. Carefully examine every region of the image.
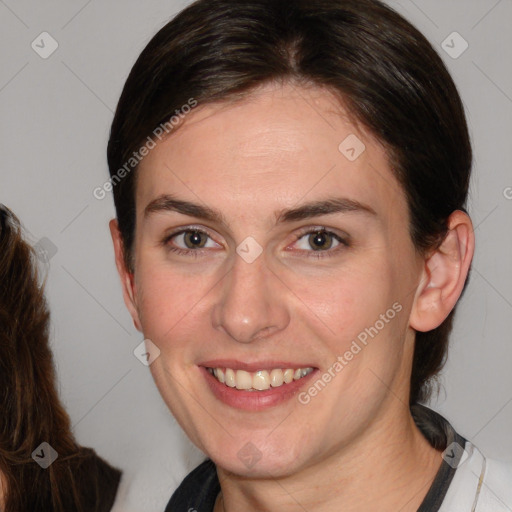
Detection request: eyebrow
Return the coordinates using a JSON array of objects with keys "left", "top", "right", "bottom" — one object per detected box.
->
[
  {"left": 144, "top": 194, "right": 376, "bottom": 226},
  {"left": 277, "top": 197, "right": 376, "bottom": 223},
  {"left": 145, "top": 195, "right": 225, "bottom": 224}
]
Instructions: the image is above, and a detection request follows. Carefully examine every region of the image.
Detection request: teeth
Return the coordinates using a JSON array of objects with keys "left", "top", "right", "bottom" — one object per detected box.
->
[
  {"left": 208, "top": 366, "right": 313, "bottom": 391},
  {"left": 270, "top": 369, "right": 283, "bottom": 387},
  {"left": 294, "top": 368, "right": 312, "bottom": 380},
  {"left": 213, "top": 368, "right": 225, "bottom": 384},
  {"left": 283, "top": 368, "right": 294, "bottom": 383},
  {"left": 253, "top": 370, "right": 270, "bottom": 390},
  {"left": 235, "top": 370, "right": 252, "bottom": 390},
  {"left": 225, "top": 368, "right": 236, "bottom": 388}
]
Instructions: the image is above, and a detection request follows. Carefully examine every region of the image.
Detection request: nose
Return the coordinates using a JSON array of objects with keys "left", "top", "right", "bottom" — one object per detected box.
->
[{"left": 211, "top": 250, "right": 290, "bottom": 344}]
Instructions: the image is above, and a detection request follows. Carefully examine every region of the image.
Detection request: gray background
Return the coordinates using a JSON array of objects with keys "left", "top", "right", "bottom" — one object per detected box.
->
[{"left": 1, "top": 1, "right": 511, "bottom": 510}]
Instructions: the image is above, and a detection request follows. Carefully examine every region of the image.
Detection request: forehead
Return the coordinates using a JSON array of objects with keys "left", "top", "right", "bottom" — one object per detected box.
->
[{"left": 135, "top": 82, "right": 406, "bottom": 223}]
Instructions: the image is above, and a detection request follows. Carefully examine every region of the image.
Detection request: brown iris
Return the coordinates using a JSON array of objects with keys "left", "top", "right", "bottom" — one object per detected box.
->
[
  {"left": 184, "top": 230, "right": 208, "bottom": 249},
  {"left": 308, "top": 231, "right": 334, "bottom": 251}
]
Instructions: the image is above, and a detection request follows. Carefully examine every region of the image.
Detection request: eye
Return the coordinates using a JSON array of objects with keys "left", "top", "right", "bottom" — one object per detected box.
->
[
  {"left": 164, "top": 228, "right": 221, "bottom": 254},
  {"left": 291, "top": 228, "right": 348, "bottom": 256}
]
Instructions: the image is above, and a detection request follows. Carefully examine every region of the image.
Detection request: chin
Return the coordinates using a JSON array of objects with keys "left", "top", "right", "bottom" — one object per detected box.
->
[{"left": 206, "top": 434, "right": 309, "bottom": 479}]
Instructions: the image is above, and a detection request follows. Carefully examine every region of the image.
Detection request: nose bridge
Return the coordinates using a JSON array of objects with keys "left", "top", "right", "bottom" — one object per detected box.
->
[{"left": 212, "top": 251, "right": 289, "bottom": 343}]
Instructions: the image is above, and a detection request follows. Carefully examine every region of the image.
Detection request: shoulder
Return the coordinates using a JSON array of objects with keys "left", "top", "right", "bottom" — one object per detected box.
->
[
  {"left": 478, "top": 456, "right": 512, "bottom": 510},
  {"left": 73, "top": 448, "right": 123, "bottom": 512},
  {"left": 165, "top": 459, "right": 220, "bottom": 512},
  {"left": 440, "top": 441, "right": 512, "bottom": 512}
]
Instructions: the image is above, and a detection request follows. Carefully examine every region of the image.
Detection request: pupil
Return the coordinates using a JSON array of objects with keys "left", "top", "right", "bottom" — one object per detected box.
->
[
  {"left": 185, "top": 231, "right": 205, "bottom": 248},
  {"left": 310, "top": 231, "right": 331, "bottom": 250}
]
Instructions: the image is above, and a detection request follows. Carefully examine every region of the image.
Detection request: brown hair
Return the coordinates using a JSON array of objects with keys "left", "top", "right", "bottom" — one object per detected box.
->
[
  {"left": 107, "top": 0, "right": 472, "bottom": 404},
  {"left": 0, "top": 205, "right": 121, "bottom": 512}
]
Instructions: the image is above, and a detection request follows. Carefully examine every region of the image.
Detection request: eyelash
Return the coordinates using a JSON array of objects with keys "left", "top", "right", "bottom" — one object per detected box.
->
[{"left": 162, "top": 226, "right": 349, "bottom": 259}]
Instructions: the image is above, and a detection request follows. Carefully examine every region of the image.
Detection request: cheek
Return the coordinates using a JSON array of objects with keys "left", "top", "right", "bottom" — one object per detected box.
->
[
  {"left": 135, "top": 264, "right": 213, "bottom": 348},
  {"left": 289, "top": 262, "right": 396, "bottom": 345}
]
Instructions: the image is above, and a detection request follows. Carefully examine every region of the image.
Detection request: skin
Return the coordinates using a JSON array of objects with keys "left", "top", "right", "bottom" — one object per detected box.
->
[{"left": 111, "top": 81, "right": 474, "bottom": 511}]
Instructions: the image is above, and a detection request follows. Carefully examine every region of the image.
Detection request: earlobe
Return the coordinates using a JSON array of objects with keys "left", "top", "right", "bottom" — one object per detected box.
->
[
  {"left": 109, "top": 219, "right": 143, "bottom": 332},
  {"left": 410, "top": 210, "right": 475, "bottom": 332}
]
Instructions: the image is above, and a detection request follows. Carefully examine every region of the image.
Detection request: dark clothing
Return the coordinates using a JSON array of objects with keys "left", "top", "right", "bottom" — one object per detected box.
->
[{"left": 165, "top": 404, "right": 466, "bottom": 511}]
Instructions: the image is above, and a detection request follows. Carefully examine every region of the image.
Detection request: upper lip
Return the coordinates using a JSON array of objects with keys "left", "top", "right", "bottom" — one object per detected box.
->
[{"left": 199, "top": 359, "right": 317, "bottom": 372}]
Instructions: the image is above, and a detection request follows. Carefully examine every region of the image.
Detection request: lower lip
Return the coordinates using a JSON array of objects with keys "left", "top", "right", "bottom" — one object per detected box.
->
[{"left": 200, "top": 366, "right": 317, "bottom": 411}]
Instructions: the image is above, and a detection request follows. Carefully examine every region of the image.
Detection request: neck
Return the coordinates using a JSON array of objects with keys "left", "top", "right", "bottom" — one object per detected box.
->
[{"left": 215, "top": 404, "right": 443, "bottom": 512}]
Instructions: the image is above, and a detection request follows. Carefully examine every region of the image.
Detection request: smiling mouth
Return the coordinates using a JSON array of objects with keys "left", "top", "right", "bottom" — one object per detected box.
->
[{"left": 206, "top": 367, "right": 314, "bottom": 391}]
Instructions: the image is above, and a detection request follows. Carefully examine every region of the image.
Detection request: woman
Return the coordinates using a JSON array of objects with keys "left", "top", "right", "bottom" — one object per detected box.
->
[
  {"left": 106, "top": 0, "right": 512, "bottom": 510},
  {"left": 0, "top": 205, "right": 122, "bottom": 511}
]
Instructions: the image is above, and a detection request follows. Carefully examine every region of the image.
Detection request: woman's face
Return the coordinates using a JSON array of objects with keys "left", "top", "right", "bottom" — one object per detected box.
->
[{"left": 126, "top": 82, "right": 424, "bottom": 477}]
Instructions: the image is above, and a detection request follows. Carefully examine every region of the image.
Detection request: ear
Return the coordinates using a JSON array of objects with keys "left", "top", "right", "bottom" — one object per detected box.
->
[
  {"left": 410, "top": 210, "right": 475, "bottom": 332},
  {"left": 109, "top": 219, "right": 142, "bottom": 332}
]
